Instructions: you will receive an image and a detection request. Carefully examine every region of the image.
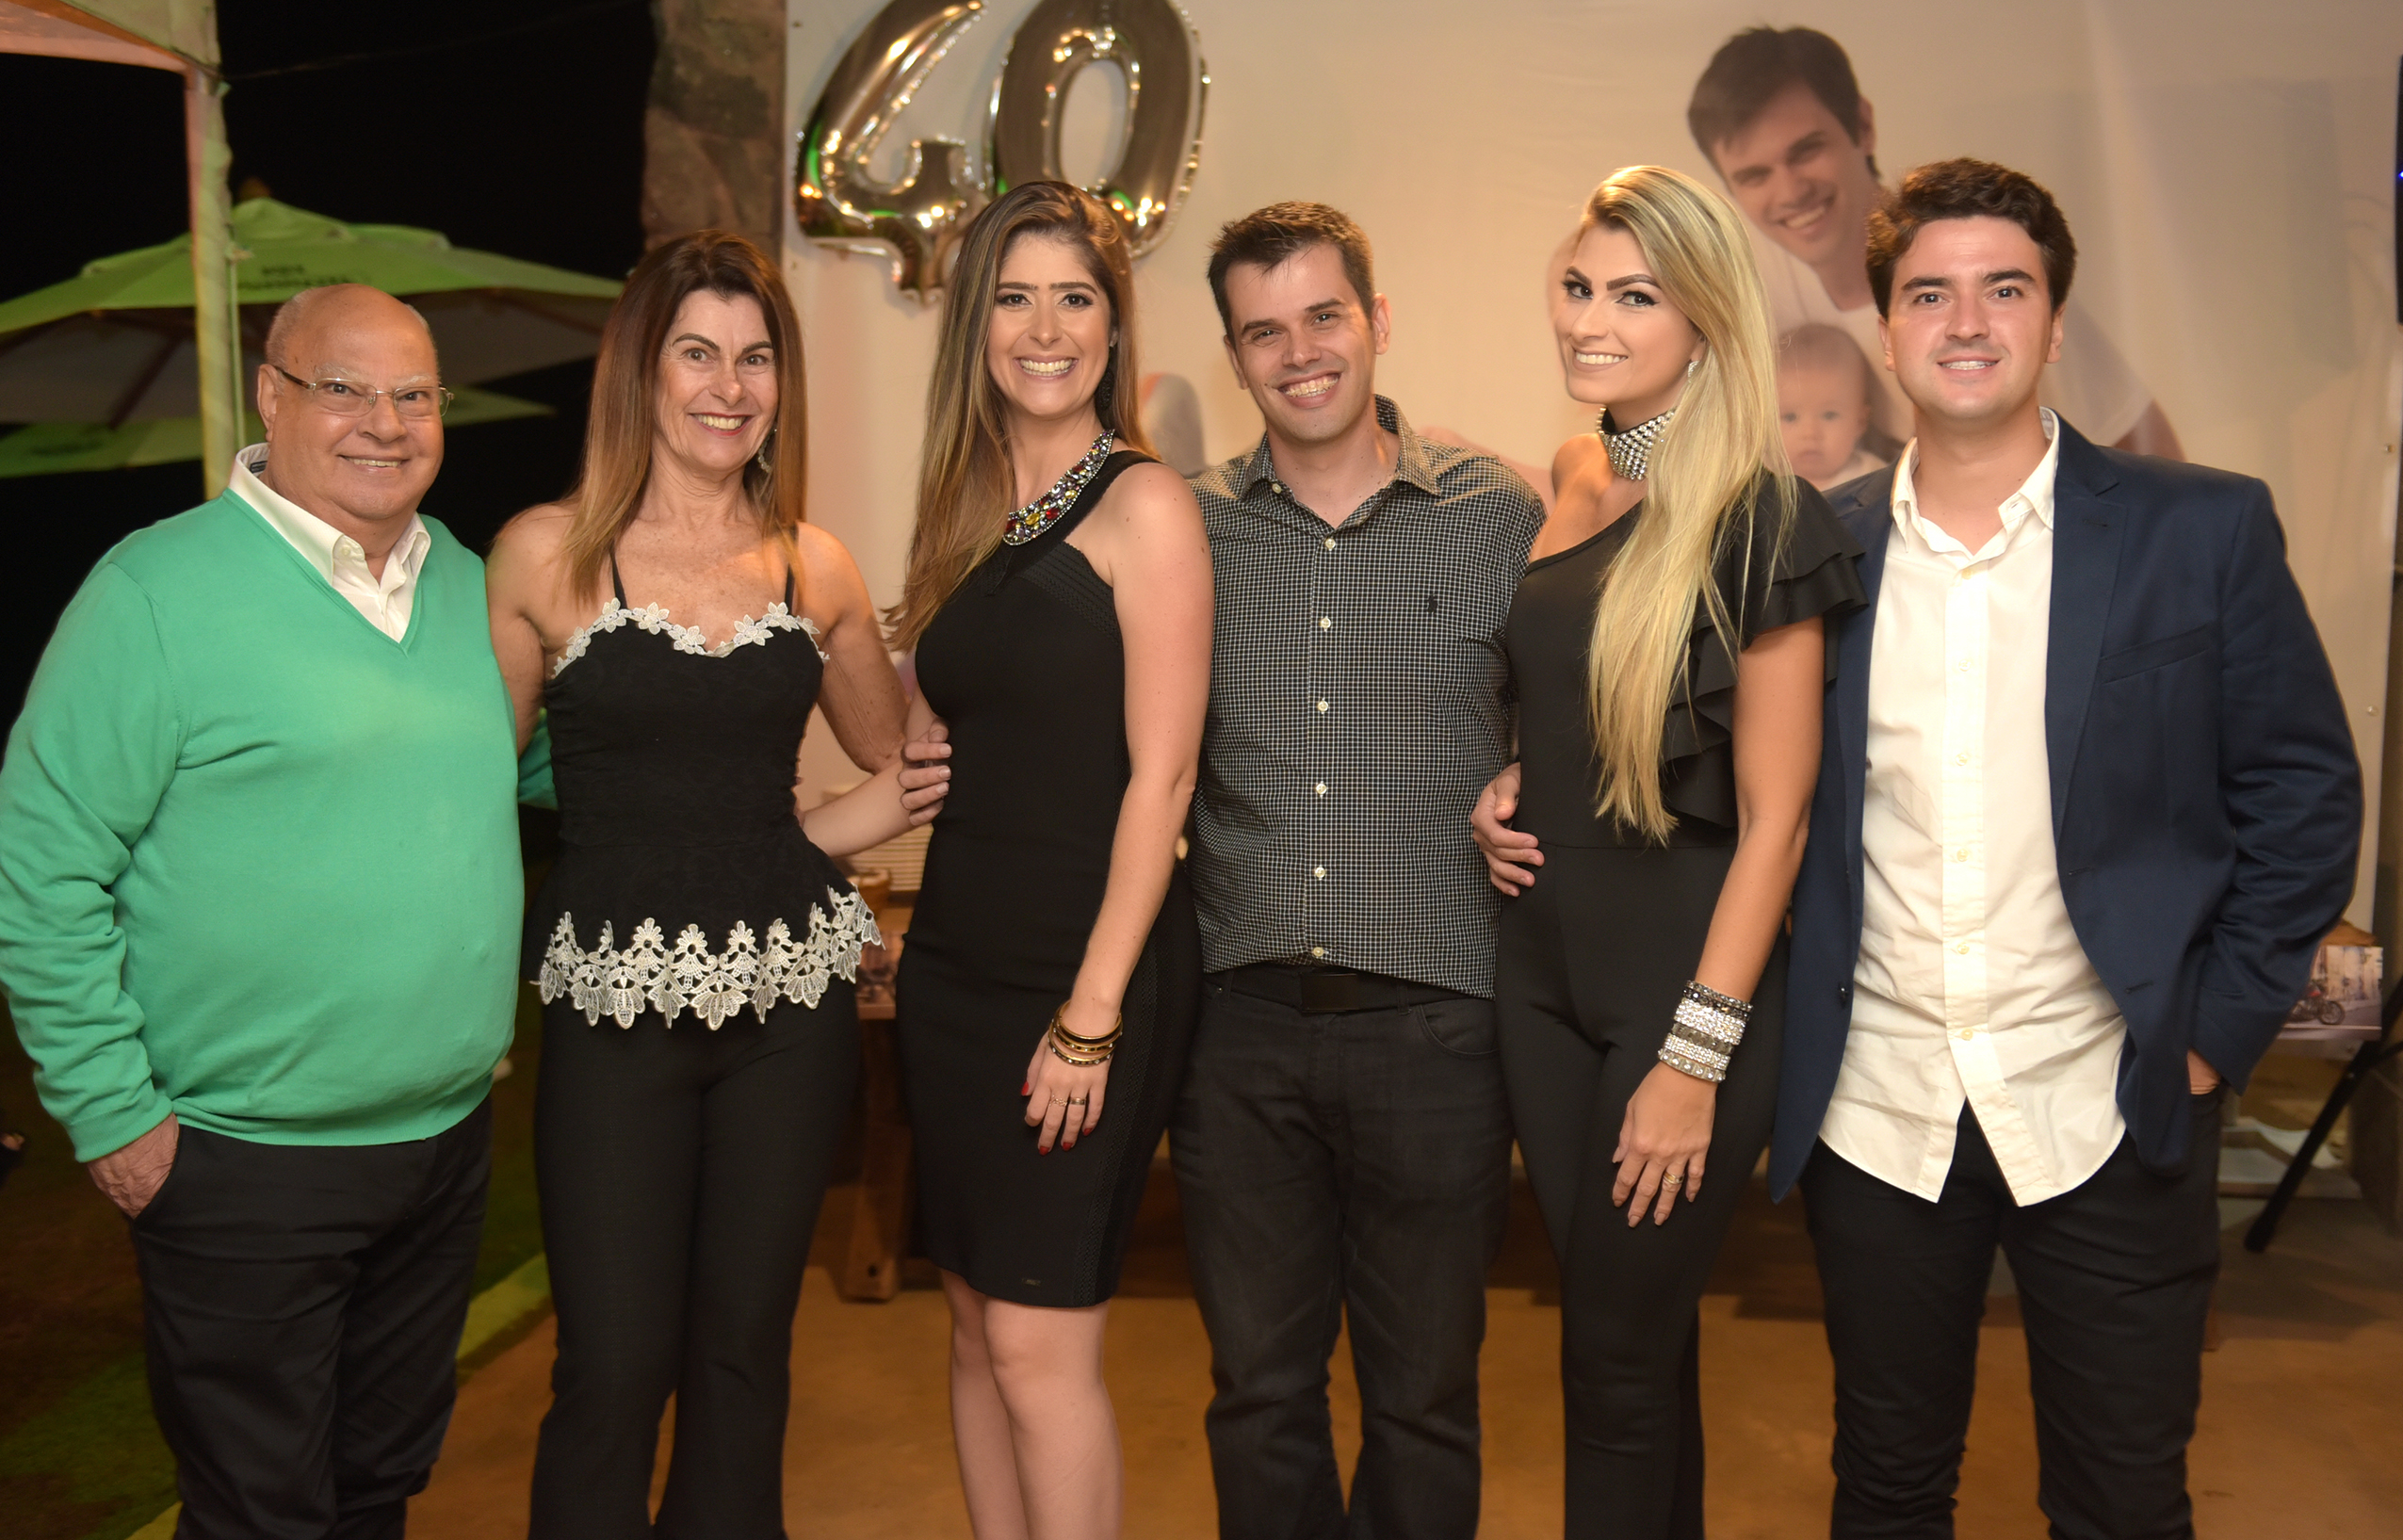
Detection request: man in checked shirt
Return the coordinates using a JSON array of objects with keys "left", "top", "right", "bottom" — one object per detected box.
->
[{"left": 1171, "top": 203, "right": 1545, "bottom": 1540}]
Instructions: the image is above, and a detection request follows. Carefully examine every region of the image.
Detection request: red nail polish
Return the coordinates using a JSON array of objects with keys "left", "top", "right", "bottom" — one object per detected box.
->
[{"left": 1021, "top": 1082, "right": 1031, "bottom": 1095}]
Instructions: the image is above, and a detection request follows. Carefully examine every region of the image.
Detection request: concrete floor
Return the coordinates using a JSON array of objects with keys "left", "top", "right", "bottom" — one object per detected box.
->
[{"left": 412, "top": 1169, "right": 2403, "bottom": 1537}]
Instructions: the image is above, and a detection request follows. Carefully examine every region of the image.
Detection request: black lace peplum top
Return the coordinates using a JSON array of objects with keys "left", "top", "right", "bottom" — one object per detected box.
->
[{"left": 525, "top": 560, "right": 880, "bottom": 1029}]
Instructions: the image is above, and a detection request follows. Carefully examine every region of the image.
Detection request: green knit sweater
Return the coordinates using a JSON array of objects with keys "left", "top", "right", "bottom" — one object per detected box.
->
[{"left": 0, "top": 490, "right": 522, "bottom": 1159}]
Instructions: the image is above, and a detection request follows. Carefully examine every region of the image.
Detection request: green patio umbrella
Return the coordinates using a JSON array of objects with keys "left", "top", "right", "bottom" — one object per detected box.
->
[
  {"left": 0, "top": 198, "right": 623, "bottom": 427},
  {"left": 0, "top": 386, "right": 551, "bottom": 478}
]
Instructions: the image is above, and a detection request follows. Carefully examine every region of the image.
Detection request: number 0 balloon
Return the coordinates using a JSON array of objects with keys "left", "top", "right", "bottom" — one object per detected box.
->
[{"left": 989, "top": 0, "right": 1207, "bottom": 255}]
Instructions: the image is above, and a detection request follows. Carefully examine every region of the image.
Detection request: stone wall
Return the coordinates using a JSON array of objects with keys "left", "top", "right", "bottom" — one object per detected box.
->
[{"left": 642, "top": 0, "right": 786, "bottom": 252}]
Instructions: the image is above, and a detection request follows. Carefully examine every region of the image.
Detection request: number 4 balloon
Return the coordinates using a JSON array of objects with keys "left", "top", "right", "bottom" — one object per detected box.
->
[{"left": 796, "top": 0, "right": 1209, "bottom": 300}]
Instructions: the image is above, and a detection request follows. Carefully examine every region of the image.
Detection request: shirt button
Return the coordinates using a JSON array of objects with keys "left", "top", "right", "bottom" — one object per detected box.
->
[
  {"left": 1955, "top": 942, "right": 1971, "bottom": 955},
  {"left": 1323, "top": 537, "right": 1337, "bottom": 551},
  {"left": 1315, "top": 783, "right": 1327, "bottom": 796},
  {"left": 1313, "top": 866, "right": 1326, "bottom": 879},
  {"left": 1316, "top": 699, "right": 1328, "bottom": 713},
  {"left": 1272, "top": 481, "right": 1286, "bottom": 494},
  {"left": 1310, "top": 946, "right": 1326, "bottom": 958},
  {"left": 1956, "top": 658, "right": 1972, "bottom": 673},
  {"left": 1956, "top": 1028, "right": 1976, "bottom": 1041},
  {"left": 1953, "top": 848, "right": 1970, "bottom": 862},
  {"left": 1956, "top": 753, "right": 1971, "bottom": 766},
  {"left": 1319, "top": 616, "right": 1331, "bottom": 630}
]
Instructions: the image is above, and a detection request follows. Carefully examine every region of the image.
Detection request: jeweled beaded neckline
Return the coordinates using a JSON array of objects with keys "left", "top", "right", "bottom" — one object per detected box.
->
[
  {"left": 1000, "top": 431, "right": 1115, "bottom": 545},
  {"left": 1597, "top": 407, "right": 1676, "bottom": 482}
]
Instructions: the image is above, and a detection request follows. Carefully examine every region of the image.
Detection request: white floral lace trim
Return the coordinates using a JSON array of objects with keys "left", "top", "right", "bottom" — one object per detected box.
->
[
  {"left": 537, "top": 886, "right": 882, "bottom": 1029},
  {"left": 551, "top": 596, "right": 826, "bottom": 678}
]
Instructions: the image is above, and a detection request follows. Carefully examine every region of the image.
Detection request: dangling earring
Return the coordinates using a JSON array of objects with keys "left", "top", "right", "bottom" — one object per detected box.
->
[
  {"left": 1686, "top": 357, "right": 1700, "bottom": 381},
  {"left": 1097, "top": 345, "right": 1120, "bottom": 430},
  {"left": 755, "top": 429, "right": 774, "bottom": 475}
]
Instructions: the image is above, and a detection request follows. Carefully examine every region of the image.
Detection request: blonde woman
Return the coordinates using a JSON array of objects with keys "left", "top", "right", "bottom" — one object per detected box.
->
[
  {"left": 1470, "top": 167, "right": 1864, "bottom": 1535},
  {"left": 888, "top": 181, "right": 1210, "bottom": 1540},
  {"left": 486, "top": 232, "right": 940, "bottom": 1538}
]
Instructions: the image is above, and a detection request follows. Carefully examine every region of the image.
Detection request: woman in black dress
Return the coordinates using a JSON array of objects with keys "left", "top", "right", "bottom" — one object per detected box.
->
[
  {"left": 487, "top": 233, "right": 943, "bottom": 1539},
  {"left": 886, "top": 182, "right": 1210, "bottom": 1540},
  {"left": 1472, "top": 168, "right": 1864, "bottom": 1535}
]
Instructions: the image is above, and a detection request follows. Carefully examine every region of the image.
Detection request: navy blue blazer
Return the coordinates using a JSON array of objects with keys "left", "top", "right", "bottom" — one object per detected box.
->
[{"left": 1774, "top": 418, "right": 2362, "bottom": 1199}]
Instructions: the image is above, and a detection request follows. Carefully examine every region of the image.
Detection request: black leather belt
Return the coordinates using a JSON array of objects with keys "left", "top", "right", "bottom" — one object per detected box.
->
[{"left": 1216, "top": 963, "right": 1460, "bottom": 1014}]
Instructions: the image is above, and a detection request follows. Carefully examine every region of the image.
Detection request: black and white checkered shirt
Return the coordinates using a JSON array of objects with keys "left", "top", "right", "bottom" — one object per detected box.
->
[{"left": 1188, "top": 397, "right": 1545, "bottom": 997}]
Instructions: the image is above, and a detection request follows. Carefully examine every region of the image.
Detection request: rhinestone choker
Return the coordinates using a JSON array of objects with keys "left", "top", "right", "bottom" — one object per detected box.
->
[
  {"left": 1000, "top": 430, "right": 1116, "bottom": 546},
  {"left": 1597, "top": 407, "right": 1676, "bottom": 482}
]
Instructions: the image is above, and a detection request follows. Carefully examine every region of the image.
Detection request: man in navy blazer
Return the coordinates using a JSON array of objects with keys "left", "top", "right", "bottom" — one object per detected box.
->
[{"left": 1780, "top": 161, "right": 2359, "bottom": 1539}]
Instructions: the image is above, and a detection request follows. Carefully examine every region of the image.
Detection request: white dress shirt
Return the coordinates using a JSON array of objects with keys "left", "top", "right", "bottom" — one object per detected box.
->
[
  {"left": 1822, "top": 411, "right": 2131, "bottom": 1205},
  {"left": 231, "top": 445, "right": 430, "bottom": 641}
]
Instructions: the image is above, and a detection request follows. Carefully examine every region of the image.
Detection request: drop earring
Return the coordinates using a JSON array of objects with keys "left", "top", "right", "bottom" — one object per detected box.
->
[
  {"left": 1686, "top": 357, "right": 1700, "bottom": 381},
  {"left": 755, "top": 430, "right": 774, "bottom": 474}
]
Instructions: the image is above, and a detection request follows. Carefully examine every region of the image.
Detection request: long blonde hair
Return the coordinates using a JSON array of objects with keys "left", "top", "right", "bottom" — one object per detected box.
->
[
  {"left": 557, "top": 232, "right": 807, "bottom": 601},
  {"left": 887, "top": 182, "right": 1152, "bottom": 648},
  {"left": 1582, "top": 166, "right": 1796, "bottom": 841}
]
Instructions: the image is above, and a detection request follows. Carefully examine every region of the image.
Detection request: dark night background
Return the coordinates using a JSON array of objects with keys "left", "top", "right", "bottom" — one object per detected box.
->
[
  {"left": 1, "top": 18, "right": 660, "bottom": 1532},
  {"left": 0, "top": 0, "right": 659, "bottom": 725}
]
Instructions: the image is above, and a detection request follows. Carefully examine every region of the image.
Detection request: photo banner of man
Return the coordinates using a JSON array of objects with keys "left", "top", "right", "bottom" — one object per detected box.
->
[
  {"left": 780, "top": 0, "right": 2403, "bottom": 922},
  {"left": 1688, "top": 25, "right": 2183, "bottom": 460}
]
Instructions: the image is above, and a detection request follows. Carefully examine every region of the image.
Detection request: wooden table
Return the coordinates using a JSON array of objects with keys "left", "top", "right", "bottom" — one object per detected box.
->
[{"left": 841, "top": 900, "right": 915, "bottom": 1301}]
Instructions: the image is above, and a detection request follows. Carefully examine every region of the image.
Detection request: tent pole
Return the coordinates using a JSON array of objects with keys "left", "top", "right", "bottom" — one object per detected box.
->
[{"left": 183, "top": 58, "right": 236, "bottom": 496}]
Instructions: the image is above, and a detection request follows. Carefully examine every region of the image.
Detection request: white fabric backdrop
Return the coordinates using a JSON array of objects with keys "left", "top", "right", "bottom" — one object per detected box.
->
[{"left": 783, "top": 0, "right": 2403, "bottom": 921}]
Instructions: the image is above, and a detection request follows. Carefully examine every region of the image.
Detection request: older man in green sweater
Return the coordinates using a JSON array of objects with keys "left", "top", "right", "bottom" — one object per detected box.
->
[{"left": 0, "top": 284, "right": 520, "bottom": 1539}]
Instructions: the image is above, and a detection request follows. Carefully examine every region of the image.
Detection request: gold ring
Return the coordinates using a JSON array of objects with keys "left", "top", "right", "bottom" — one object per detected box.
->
[{"left": 1662, "top": 1172, "right": 1684, "bottom": 1191}]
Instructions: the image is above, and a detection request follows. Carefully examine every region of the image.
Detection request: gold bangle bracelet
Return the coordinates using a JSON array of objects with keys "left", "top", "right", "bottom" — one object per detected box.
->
[{"left": 1047, "top": 1001, "right": 1124, "bottom": 1047}]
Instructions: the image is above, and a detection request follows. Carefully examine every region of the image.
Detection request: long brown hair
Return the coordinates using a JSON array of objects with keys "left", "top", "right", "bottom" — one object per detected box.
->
[
  {"left": 886, "top": 182, "right": 1151, "bottom": 648},
  {"left": 557, "top": 231, "right": 807, "bottom": 601}
]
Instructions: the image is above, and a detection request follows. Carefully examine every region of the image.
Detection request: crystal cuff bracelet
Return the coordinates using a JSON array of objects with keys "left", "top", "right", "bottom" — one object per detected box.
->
[
  {"left": 1664, "top": 1032, "right": 1730, "bottom": 1070},
  {"left": 1681, "top": 980, "right": 1752, "bottom": 1018},
  {"left": 1674, "top": 997, "right": 1746, "bottom": 1045},
  {"left": 1659, "top": 980, "right": 1751, "bottom": 1083},
  {"left": 1659, "top": 1042, "right": 1729, "bottom": 1083}
]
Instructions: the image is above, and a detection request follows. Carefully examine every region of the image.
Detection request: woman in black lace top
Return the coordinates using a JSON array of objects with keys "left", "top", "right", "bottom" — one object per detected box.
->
[
  {"left": 487, "top": 233, "right": 942, "bottom": 1540},
  {"left": 1471, "top": 168, "right": 1865, "bottom": 1536}
]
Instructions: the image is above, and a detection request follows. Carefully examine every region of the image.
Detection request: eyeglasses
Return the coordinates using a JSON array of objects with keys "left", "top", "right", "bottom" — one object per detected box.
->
[{"left": 272, "top": 365, "right": 454, "bottom": 420}]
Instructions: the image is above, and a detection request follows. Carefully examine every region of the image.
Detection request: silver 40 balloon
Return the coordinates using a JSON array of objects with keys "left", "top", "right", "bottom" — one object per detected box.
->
[{"left": 795, "top": 0, "right": 1208, "bottom": 300}]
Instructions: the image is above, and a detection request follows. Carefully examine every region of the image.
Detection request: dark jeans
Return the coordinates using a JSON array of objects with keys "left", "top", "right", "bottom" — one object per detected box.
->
[
  {"left": 1171, "top": 972, "right": 1514, "bottom": 1540},
  {"left": 129, "top": 1098, "right": 493, "bottom": 1540},
  {"left": 1496, "top": 869, "right": 1785, "bottom": 1540},
  {"left": 1800, "top": 1097, "right": 2225, "bottom": 1540},
  {"left": 528, "top": 989, "right": 858, "bottom": 1540}
]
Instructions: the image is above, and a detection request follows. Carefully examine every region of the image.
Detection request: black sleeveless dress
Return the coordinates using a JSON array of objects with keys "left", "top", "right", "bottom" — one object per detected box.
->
[
  {"left": 899, "top": 449, "right": 1201, "bottom": 1308},
  {"left": 529, "top": 561, "right": 881, "bottom": 1024}
]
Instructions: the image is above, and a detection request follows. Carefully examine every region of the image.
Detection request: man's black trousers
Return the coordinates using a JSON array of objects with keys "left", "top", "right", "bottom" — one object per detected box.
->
[
  {"left": 1171, "top": 968, "right": 1515, "bottom": 1540},
  {"left": 131, "top": 1097, "right": 492, "bottom": 1540},
  {"left": 1799, "top": 1096, "right": 2224, "bottom": 1540}
]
